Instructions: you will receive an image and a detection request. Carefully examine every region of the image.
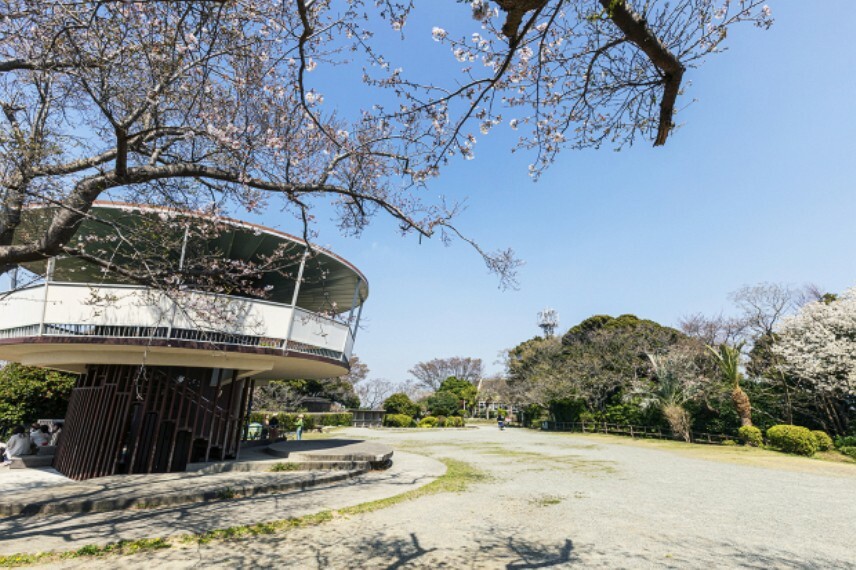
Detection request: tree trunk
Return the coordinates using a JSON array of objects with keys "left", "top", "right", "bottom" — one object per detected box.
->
[
  {"left": 819, "top": 393, "right": 847, "bottom": 436},
  {"left": 732, "top": 386, "right": 753, "bottom": 427}
]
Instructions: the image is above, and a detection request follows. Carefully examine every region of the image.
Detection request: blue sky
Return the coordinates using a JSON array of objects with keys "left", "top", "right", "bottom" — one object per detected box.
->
[
  {"left": 7, "top": 3, "right": 851, "bottom": 385},
  {"left": 282, "top": 2, "right": 856, "bottom": 384}
]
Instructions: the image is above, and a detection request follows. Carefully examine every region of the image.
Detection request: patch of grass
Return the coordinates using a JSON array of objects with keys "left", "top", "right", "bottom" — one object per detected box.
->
[
  {"left": 181, "top": 511, "right": 335, "bottom": 545},
  {"left": 216, "top": 487, "right": 236, "bottom": 500},
  {"left": 0, "top": 553, "right": 47, "bottom": 568},
  {"left": 0, "top": 538, "right": 171, "bottom": 567},
  {"left": 475, "top": 445, "right": 616, "bottom": 474},
  {"left": 0, "top": 458, "right": 480, "bottom": 567},
  {"left": 553, "top": 456, "right": 617, "bottom": 474},
  {"left": 270, "top": 462, "right": 301, "bottom": 472},
  {"left": 559, "top": 432, "right": 856, "bottom": 477},
  {"left": 815, "top": 450, "right": 856, "bottom": 464},
  {"left": 341, "top": 458, "right": 489, "bottom": 516},
  {"left": 481, "top": 447, "right": 543, "bottom": 459},
  {"left": 529, "top": 494, "right": 563, "bottom": 507}
]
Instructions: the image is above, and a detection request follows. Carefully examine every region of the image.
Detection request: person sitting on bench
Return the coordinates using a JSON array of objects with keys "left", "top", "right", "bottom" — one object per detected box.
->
[
  {"left": 31, "top": 425, "right": 50, "bottom": 449},
  {"left": 2, "top": 426, "right": 31, "bottom": 465}
]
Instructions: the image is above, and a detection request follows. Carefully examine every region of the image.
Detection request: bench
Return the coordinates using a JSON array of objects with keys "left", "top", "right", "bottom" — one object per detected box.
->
[{"left": 10, "top": 446, "right": 56, "bottom": 469}]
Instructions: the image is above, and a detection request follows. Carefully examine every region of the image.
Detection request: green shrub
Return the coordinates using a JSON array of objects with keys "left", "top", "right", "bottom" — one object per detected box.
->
[
  {"left": 811, "top": 430, "right": 834, "bottom": 452},
  {"left": 834, "top": 436, "right": 856, "bottom": 449},
  {"left": 425, "top": 391, "right": 460, "bottom": 417},
  {"left": 435, "top": 416, "right": 447, "bottom": 428},
  {"left": 766, "top": 425, "right": 817, "bottom": 456},
  {"left": 839, "top": 446, "right": 856, "bottom": 461},
  {"left": 383, "top": 393, "right": 420, "bottom": 417},
  {"left": 383, "top": 413, "right": 413, "bottom": 428},
  {"left": 250, "top": 412, "right": 352, "bottom": 429},
  {"left": 0, "top": 363, "right": 77, "bottom": 437},
  {"left": 303, "top": 415, "right": 316, "bottom": 430},
  {"left": 445, "top": 416, "right": 465, "bottom": 428},
  {"left": 738, "top": 425, "right": 763, "bottom": 447},
  {"left": 317, "top": 412, "right": 352, "bottom": 426},
  {"left": 418, "top": 416, "right": 438, "bottom": 428},
  {"left": 722, "top": 439, "right": 738, "bottom": 446}
]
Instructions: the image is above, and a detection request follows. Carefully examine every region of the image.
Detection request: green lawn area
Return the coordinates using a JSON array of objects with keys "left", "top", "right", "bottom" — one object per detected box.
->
[{"left": 549, "top": 431, "right": 856, "bottom": 477}]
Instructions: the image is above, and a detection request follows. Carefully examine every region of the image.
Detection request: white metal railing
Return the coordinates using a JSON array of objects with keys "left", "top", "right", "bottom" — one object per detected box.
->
[{"left": 0, "top": 283, "right": 354, "bottom": 362}]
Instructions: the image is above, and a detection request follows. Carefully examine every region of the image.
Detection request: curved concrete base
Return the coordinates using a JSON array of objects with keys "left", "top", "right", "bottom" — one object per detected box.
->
[
  {"left": 0, "top": 440, "right": 395, "bottom": 518},
  {"left": 264, "top": 438, "right": 394, "bottom": 468},
  {"left": 0, "top": 451, "right": 445, "bottom": 557}
]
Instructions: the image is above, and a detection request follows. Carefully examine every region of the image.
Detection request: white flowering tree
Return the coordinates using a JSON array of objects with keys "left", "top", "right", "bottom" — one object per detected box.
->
[
  {"left": 773, "top": 289, "right": 856, "bottom": 434},
  {"left": 1, "top": 0, "right": 772, "bottom": 291}
]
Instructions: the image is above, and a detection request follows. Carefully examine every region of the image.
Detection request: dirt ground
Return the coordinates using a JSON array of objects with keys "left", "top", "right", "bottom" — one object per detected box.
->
[{"left": 51, "top": 426, "right": 856, "bottom": 569}]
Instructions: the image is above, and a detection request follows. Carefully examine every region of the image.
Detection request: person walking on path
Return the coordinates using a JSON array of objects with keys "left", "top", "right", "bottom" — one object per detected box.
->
[
  {"left": 268, "top": 416, "right": 280, "bottom": 441},
  {"left": 497, "top": 413, "right": 505, "bottom": 431},
  {"left": 296, "top": 414, "right": 305, "bottom": 441}
]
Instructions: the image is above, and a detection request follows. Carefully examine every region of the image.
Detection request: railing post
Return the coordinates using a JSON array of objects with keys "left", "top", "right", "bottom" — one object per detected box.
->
[
  {"left": 166, "top": 225, "right": 190, "bottom": 340},
  {"left": 352, "top": 298, "right": 364, "bottom": 341},
  {"left": 283, "top": 249, "right": 309, "bottom": 353},
  {"left": 38, "top": 257, "right": 55, "bottom": 336},
  {"left": 347, "top": 278, "right": 361, "bottom": 335}
]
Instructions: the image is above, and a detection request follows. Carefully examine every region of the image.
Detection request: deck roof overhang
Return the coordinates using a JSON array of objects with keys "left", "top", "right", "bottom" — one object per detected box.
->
[{"left": 13, "top": 202, "right": 369, "bottom": 314}]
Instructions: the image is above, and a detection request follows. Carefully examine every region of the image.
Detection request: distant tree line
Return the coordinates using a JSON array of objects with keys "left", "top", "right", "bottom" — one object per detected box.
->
[{"left": 505, "top": 283, "right": 856, "bottom": 438}]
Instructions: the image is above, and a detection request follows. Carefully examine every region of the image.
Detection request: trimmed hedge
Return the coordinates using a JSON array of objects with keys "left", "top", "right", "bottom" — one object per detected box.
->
[
  {"left": 445, "top": 416, "right": 465, "bottom": 427},
  {"left": 738, "top": 425, "right": 763, "bottom": 447},
  {"left": 383, "top": 413, "right": 414, "bottom": 428},
  {"left": 839, "top": 446, "right": 856, "bottom": 461},
  {"left": 316, "top": 413, "right": 354, "bottom": 426},
  {"left": 418, "top": 416, "right": 438, "bottom": 428},
  {"left": 811, "top": 430, "right": 834, "bottom": 452},
  {"left": 766, "top": 425, "right": 817, "bottom": 456},
  {"left": 247, "top": 412, "right": 354, "bottom": 431},
  {"left": 834, "top": 436, "right": 856, "bottom": 449}
]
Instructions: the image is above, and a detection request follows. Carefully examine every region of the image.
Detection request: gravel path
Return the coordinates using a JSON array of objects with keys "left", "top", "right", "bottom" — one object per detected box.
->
[{"left": 45, "top": 426, "right": 856, "bottom": 568}]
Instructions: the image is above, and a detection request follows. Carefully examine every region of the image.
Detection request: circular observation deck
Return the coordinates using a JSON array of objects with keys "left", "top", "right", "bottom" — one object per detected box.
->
[{"left": 0, "top": 203, "right": 369, "bottom": 380}]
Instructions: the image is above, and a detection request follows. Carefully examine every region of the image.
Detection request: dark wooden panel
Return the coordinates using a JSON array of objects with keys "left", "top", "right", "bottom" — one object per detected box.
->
[{"left": 54, "top": 365, "right": 250, "bottom": 480}]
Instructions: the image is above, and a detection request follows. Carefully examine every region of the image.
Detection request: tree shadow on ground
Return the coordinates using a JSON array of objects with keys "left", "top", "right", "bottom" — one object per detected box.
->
[
  {"left": 36, "top": 522, "right": 855, "bottom": 570},
  {"left": 506, "top": 537, "right": 575, "bottom": 569}
]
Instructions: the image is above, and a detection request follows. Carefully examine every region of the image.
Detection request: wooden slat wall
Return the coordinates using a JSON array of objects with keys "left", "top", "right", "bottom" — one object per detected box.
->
[{"left": 53, "top": 365, "right": 249, "bottom": 480}]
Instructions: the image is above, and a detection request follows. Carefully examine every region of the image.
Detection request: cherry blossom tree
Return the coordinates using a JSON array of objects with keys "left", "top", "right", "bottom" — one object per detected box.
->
[
  {"left": 1, "top": 0, "right": 772, "bottom": 293},
  {"left": 773, "top": 289, "right": 856, "bottom": 434}
]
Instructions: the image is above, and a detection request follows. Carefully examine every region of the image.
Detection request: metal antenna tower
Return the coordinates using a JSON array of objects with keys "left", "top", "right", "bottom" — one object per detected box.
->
[{"left": 537, "top": 308, "right": 559, "bottom": 337}]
